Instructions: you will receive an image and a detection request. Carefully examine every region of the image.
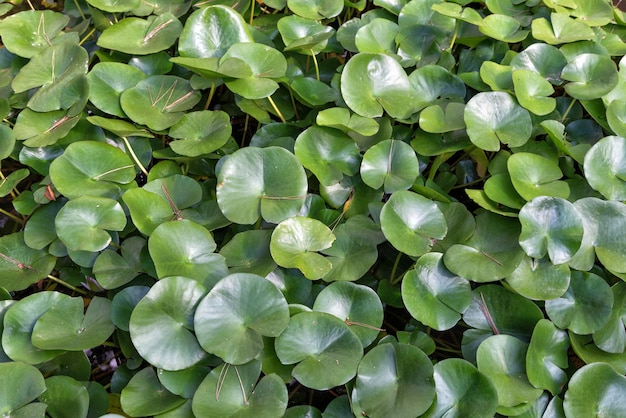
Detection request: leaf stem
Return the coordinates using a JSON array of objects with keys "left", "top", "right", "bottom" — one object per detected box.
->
[
  {"left": 449, "top": 20, "right": 460, "bottom": 51},
  {"left": 267, "top": 96, "right": 286, "bottom": 123},
  {"left": 204, "top": 80, "right": 216, "bottom": 110},
  {"left": 72, "top": 0, "right": 86, "bottom": 20},
  {"left": 310, "top": 50, "right": 320, "bottom": 81},
  {"left": 79, "top": 27, "right": 96, "bottom": 46},
  {"left": 560, "top": 98, "right": 577, "bottom": 123},
  {"left": 47, "top": 275, "right": 87, "bottom": 295},
  {"left": 121, "top": 136, "right": 149, "bottom": 177},
  {"left": 0, "top": 208, "right": 24, "bottom": 225},
  {"left": 389, "top": 252, "right": 402, "bottom": 285}
]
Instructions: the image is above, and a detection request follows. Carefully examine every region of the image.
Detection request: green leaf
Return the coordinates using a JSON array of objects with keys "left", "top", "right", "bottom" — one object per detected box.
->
[
  {"left": 97, "top": 14, "right": 182, "bottom": 55},
  {"left": 353, "top": 343, "right": 435, "bottom": 418},
  {"left": 87, "top": 63, "right": 147, "bottom": 118},
  {"left": 402, "top": 252, "right": 472, "bottom": 331},
  {"left": 93, "top": 237, "right": 146, "bottom": 289},
  {"left": 531, "top": 13, "right": 595, "bottom": 45},
  {"left": 0, "top": 362, "right": 46, "bottom": 415},
  {"left": 510, "top": 43, "right": 567, "bottom": 85},
  {"left": 0, "top": 11, "right": 72, "bottom": 58},
  {"left": 443, "top": 212, "right": 524, "bottom": 282},
  {"left": 169, "top": 110, "right": 232, "bottom": 157},
  {"left": 291, "top": 77, "right": 338, "bottom": 107},
  {"left": 294, "top": 126, "right": 360, "bottom": 186},
  {"left": 277, "top": 15, "right": 334, "bottom": 54},
  {"left": 462, "top": 284, "right": 544, "bottom": 339},
  {"left": 313, "top": 281, "right": 384, "bottom": 347},
  {"left": 593, "top": 282, "right": 626, "bottom": 353},
  {"left": 120, "top": 367, "right": 186, "bottom": 417},
  {"left": 2, "top": 291, "right": 67, "bottom": 364},
  {"left": 526, "top": 319, "right": 569, "bottom": 396},
  {"left": 129, "top": 277, "right": 207, "bottom": 371},
  {"left": 354, "top": 18, "right": 399, "bottom": 55},
  {"left": 518, "top": 197, "right": 584, "bottom": 264},
  {"left": 545, "top": 270, "right": 613, "bottom": 334},
  {"left": 110, "top": 285, "right": 150, "bottom": 331},
  {"left": 341, "top": 53, "right": 415, "bottom": 119},
  {"left": 55, "top": 196, "right": 127, "bottom": 252},
  {"left": 158, "top": 365, "right": 210, "bottom": 399},
  {"left": 506, "top": 256, "right": 570, "bottom": 301},
  {"left": 86, "top": 0, "right": 140, "bottom": 12},
  {"left": 178, "top": 6, "right": 253, "bottom": 58},
  {"left": 408, "top": 64, "right": 466, "bottom": 112},
  {"left": 148, "top": 220, "right": 226, "bottom": 285},
  {"left": 220, "top": 229, "right": 276, "bottom": 276},
  {"left": 360, "top": 140, "right": 420, "bottom": 192},
  {"left": 191, "top": 361, "right": 288, "bottom": 418},
  {"left": 32, "top": 296, "right": 115, "bottom": 351},
  {"left": 0, "top": 124, "right": 15, "bottom": 160},
  {"left": 320, "top": 216, "right": 381, "bottom": 283},
  {"left": 49, "top": 140, "right": 136, "bottom": 199},
  {"left": 120, "top": 75, "right": 201, "bottom": 131},
  {"left": 194, "top": 273, "right": 289, "bottom": 364},
  {"left": 275, "top": 311, "right": 363, "bottom": 390},
  {"left": 563, "top": 363, "right": 626, "bottom": 417},
  {"left": 583, "top": 136, "right": 626, "bottom": 200},
  {"left": 40, "top": 376, "right": 89, "bottom": 418},
  {"left": 464, "top": 92, "right": 532, "bottom": 151},
  {"left": 270, "top": 216, "right": 335, "bottom": 280},
  {"left": 0, "top": 168, "right": 28, "bottom": 198},
  {"left": 13, "top": 109, "right": 80, "bottom": 148},
  {"left": 0, "top": 232, "right": 56, "bottom": 292},
  {"left": 507, "top": 152, "right": 569, "bottom": 201},
  {"left": 287, "top": 0, "right": 343, "bottom": 19},
  {"left": 216, "top": 146, "right": 308, "bottom": 224},
  {"left": 419, "top": 103, "right": 466, "bottom": 133},
  {"left": 422, "top": 358, "right": 498, "bottom": 418},
  {"left": 23, "top": 200, "right": 64, "bottom": 250},
  {"left": 476, "top": 335, "right": 543, "bottom": 409},
  {"left": 562, "top": 53, "right": 619, "bottom": 100},
  {"left": 483, "top": 173, "right": 526, "bottom": 210},
  {"left": 478, "top": 14, "right": 529, "bottom": 43},
  {"left": 512, "top": 69, "right": 556, "bottom": 116},
  {"left": 380, "top": 190, "right": 447, "bottom": 257}
]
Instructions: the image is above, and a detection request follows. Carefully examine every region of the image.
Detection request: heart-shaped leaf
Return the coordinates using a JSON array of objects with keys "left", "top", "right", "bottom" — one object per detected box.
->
[
  {"left": 510, "top": 43, "right": 567, "bottom": 85},
  {"left": 120, "top": 75, "right": 201, "bottom": 131},
  {"left": 479, "top": 13, "right": 528, "bottom": 43},
  {"left": 120, "top": 367, "right": 186, "bottom": 417},
  {"left": 270, "top": 216, "right": 335, "bottom": 280},
  {"left": 0, "top": 362, "right": 46, "bottom": 415},
  {"left": 32, "top": 296, "right": 115, "bottom": 351},
  {"left": 380, "top": 190, "right": 447, "bottom": 257},
  {"left": 464, "top": 92, "right": 532, "bottom": 151},
  {"left": 341, "top": 53, "right": 415, "bottom": 119},
  {"left": 191, "top": 360, "right": 288, "bottom": 418},
  {"left": 561, "top": 53, "right": 618, "bottom": 100},
  {"left": 526, "top": 319, "right": 569, "bottom": 395},
  {"left": 49, "top": 140, "right": 136, "bottom": 199},
  {"left": 353, "top": 18, "right": 399, "bottom": 55},
  {"left": 168, "top": 110, "right": 232, "bottom": 156},
  {"left": 518, "top": 197, "right": 584, "bottom": 265},
  {"left": 55, "top": 196, "right": 126, "bottom": 252},
  {"left": 360, "top": 140, "right": 420, "bottom": 192},
  {"left": 93, "top": 236, "right": 146, "bottom": 289},
  {"left": 402, "top": 253, "right": 472, "bottom": 331},
  {"left": 313, "top": 281, "right": 384, "bottom": 347},
  {"left": 275, "top": 311, "right": 363, "bottom": 390},
  {"left": 216, "top": 146, "right": 307, "bottom": 224},
  {"left": 476, "top": 335, "right": 543, "bottom": 409},
  {"left": 87, "top": 63, "right": 147, "bottom": 117},
  {"left": 563, "top": 363, "right": 626, "bottom": 417},
  {"left": 2, "top": 291, "right": 67, "bottom": 364},
  {"left": 506, "top": 256, "right": 570, "bottom": 301},
  {"left": 148, "top": 220, "right": 226, "bottom": 286},
  {"left": 419, "top": 103, "right": 466, "bottom": 133},
  {"left": 129, "top": 276, "right": 207, "bottom": 370},
  {"left": 583, "top": 136, "right": 626, "bottom": 200},
  {"left": 422, "top": 358, "right": 498, "bottom": 418},
  {"left": 512, "top": 69, "right": 556, "bottom": 115},
  {"left": 507, "top": 152, "right": 569, "bottom": 201},
  {"left": 178, "top": 6, "right": 253, "bottom": 58},
  {"left": 287, "top": 0, "right": 343, "bottom": 19},
  {"left": 39, "top": 375, "right": 89, "bottom": 418},
  {"left": 353, "top": 343, "right": 435, "bottom": 418},
  {"left": 545, "top": 270, "right": 613, "bottom": 334},
  {"left": 97, "top": 13, "right": 182, "bottom": 55},
  {"left": 294, "top": 126, "right": 360, "bottom": 186},
  {"left": 0, "top": 232, "right": 56, "bottom": 292},
  {"left": 0, "top": 11, "right": 72, "bottom": 58},
  {"left": 277, "top": 15, "right": 334, "bottom": 54},
  {"left": 194, "top": 273, "right": 289, "bottom": 364},
  {"left": 531, "top": 13, "right": 595, "bottom": 45},
  {"left": 443, "top": 212, "right": 524, "bottom": 282}
]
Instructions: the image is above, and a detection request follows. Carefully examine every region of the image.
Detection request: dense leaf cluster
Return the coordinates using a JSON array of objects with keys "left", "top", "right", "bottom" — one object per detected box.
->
[{"left": 1, "top": 0, "right": 626, "bottom": 417}]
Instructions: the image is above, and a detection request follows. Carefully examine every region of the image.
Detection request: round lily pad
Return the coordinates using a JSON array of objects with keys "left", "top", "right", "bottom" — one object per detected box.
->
[
  {"left": 506, "top": 256, "right": 570, "bottom": 301},
  {"left": 402, "top": 252, "right": 472, "bottom": 331},
  {"left": 0, "top": 232, "right": 56, "bottom": 292},
  {"left": 97, "top": 13, "right": 182, "bottom": 55},
  {"left": 353, "top": 343, "right": 435, "bottom": 418},
  {"left": 87, "top": 63, "right": 147, "bottom": 117},
  {"left": 120, "top": 367, "right": 186, "bottom": 417},
  {"left": 129, "top": 276, "right": 207, "bottom": 371},
  {"left": 526, "top": 319, "right": 569, "bottom": 396},
  {"left": 216, "top": 146, "right": 308, "bottom": 225},
  {"left": 313, "top": 281, "right": 384, "bottom": 347},
  {"left": 360, "top": 140, "right": 420, "bottom": 193},
  {"left": 563, "top": 363, "right": 626, "bottom": 418},
  {"left": 40, "top": 375, "right": 89, "bottom": 418},
  {"left": 380, "top": 190, "right": 447, "bottom": 257},
  {"left": 275, "top": 311, "right": 363, "bottom": 390},
  {"left": 0, "top": 362, "right": 46, "bottom": 416},
  {"left": 194, "top": 273, "right": 290, "bottom": 365},
  {"left": 507, "top": 152, "right": 569, "bottom": 201},
  {"left": 583, "top": 136, "right": 626, "bottom": 200},
  {"left": 168, "top": 110, "right": 232, "bottom": 157}
]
